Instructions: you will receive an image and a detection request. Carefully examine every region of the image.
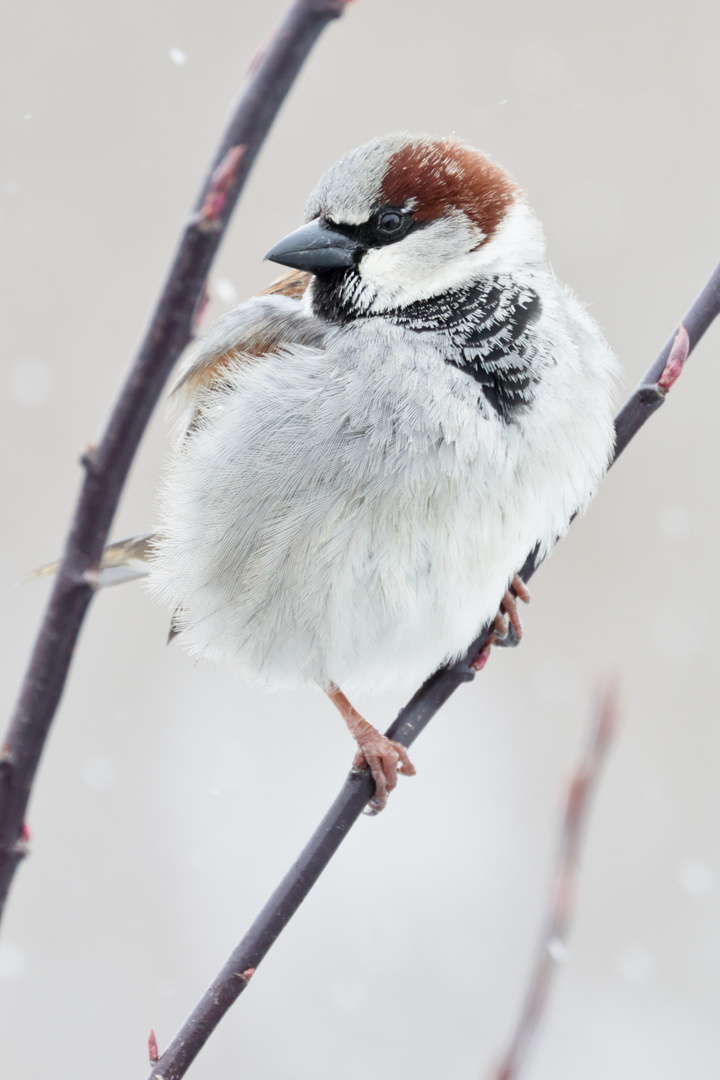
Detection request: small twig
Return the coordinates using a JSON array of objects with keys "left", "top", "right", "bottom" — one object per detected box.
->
[
  {"left": 488, "top": 684, "right": 619, "bottom": 1080},
  {"left": 0, "top": 0, "right": 351, "bottom": 924},
  {"left": 145, "top": 264, "right": 720, "bottom": 1080}
]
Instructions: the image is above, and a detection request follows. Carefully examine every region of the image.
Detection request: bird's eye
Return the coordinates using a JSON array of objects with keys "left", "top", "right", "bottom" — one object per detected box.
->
[{"left": 375, "top": 210, "right": 405, "bottom": 236}]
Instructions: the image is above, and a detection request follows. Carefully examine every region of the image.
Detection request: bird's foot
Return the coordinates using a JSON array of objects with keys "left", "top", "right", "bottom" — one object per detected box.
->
[
  {"left": 352, "top": 723, "right": 416, "bottom": 814},
  {"left": 492, "top": 574, "right": 531, "bottom": 647},
  {"left": 326, "top": 686, "right": 416, "bottom": 813},
  {"left": 471, "top": 574, "right": 531, "bottom": 670}
]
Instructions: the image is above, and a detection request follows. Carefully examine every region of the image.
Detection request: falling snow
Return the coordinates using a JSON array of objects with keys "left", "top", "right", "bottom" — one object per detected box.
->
[
  {"left": 677, "top": 858, "right": 715, "bottom": 896},
  {"left": 659, "top": 505, "right": 690, "bottom": 539},
  {"left": 8, "top": 358, "right": 53, "bottom": 406},
  {"left": 214, "top": 277, "right": 239, "bottom": 305},
  {"left": 80, "top": 754, "right": 119, "bottom": 794},
  {"left": 616, "top": 943, "right": 656, "bottom": 985},
  {"left": 0, "top": 940, "right": 26, "bottom": 981}
]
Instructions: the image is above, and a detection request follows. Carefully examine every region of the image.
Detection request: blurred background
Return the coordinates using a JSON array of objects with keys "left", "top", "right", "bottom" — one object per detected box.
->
[{"left": 2, "top": 1, "right": 720, "bottom": 1077}]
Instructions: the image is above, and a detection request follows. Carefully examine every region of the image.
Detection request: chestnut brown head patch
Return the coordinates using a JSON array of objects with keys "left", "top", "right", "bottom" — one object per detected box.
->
[{"left": 380, "top": 139, "right": 519, "bottom": 241}]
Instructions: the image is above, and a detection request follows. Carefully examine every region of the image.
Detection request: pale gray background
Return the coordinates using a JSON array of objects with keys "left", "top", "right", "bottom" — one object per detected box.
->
[{"left": 2, "top": 2, "right": 720, "bottom": 1078}]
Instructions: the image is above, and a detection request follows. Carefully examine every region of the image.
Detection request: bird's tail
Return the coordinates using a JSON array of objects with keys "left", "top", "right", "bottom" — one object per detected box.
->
[{"left": 23, "top": 532, "right": 155, "bottom": 588}]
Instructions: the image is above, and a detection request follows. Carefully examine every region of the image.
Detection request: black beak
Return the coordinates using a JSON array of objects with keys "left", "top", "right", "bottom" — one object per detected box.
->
[{"left": 264, "top": 219, "right": 361, "bottom": 273}]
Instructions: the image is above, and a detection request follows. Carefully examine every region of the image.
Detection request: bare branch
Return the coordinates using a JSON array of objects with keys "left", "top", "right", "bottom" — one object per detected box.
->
[
  {"left": 0, "top": 0, "right": 351, "bottom": 923},
  {"left": 488, "top": 683, "right": 619, "bottom": 1080},
  {"left": 144, "top": 264, "right": 720, "bottom": 1080}
]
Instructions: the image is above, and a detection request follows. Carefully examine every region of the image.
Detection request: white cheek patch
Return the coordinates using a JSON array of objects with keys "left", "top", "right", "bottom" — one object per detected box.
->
[
  {"left": 359, "top": 202, "right": 544, "bottom": 310},
  {"left": 467, "top": 202, "right": 545, "bottom": 275},
  {"left": 359, "top": 216, "right": 481, "bottom": 309}
]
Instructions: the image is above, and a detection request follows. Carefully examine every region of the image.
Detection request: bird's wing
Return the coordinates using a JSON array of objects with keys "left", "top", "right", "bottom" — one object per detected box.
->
[
  {"left": 260, "top": 268, "right": 312, "bottom": 299},
  {"left": 171, "top": 276, "right": 322, "bottom": 435},
  {"left": 25, "top": 274, "right": 318, "bottom": 591}
]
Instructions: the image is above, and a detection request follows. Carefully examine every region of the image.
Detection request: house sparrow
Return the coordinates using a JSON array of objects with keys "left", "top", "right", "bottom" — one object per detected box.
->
[{"left": 72, "top": 135, "right": 621, "bottom": 810}]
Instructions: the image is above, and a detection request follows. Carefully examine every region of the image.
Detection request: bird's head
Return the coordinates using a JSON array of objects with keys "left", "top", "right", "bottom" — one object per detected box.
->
[{"left": 265, "top": 133, "right": 543, "bottom": 320}]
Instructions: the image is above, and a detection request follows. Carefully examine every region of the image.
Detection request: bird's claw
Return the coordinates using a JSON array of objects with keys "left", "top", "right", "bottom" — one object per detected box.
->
[
  {"left": 471, "top": 574, "right": 531, "bottom": 668},
  {"left": 327, "top": 685, "right": 416, "bottom": 813},
  {"left": 493, "top": 574, "right": 530, "bottom": 647},
  {"left": 353, "top": 729, "right": 416, "bottom": 813},
  {"left": 491, "top": 610, "right": 519, "bottom": 648}
]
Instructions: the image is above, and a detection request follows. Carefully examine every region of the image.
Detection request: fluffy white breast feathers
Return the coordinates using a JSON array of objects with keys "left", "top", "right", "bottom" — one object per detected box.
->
[{"left": 100, "top": 134, "right": 621, "bottom": 809}]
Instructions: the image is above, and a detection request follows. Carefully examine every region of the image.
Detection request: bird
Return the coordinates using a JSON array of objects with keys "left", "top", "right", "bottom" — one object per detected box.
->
[{"left": 39, "top": 134, "right": 620, "bottom": 811}]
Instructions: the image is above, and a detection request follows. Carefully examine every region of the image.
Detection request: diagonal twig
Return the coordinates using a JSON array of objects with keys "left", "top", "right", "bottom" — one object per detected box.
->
[
  {"left": 0, "top": 0, "right": 352, "bottom": 924},
  {"left": 144, "top": 266, "right": 720, "bottom": 1080},
  {"left": 488, "top": 683, "right": 619, "bottom": 1080}
]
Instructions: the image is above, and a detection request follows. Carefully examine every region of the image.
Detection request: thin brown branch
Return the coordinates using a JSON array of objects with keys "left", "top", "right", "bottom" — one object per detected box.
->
[
  {"left": 145, "top": 264, "right": 720, "bottom": 1080},
  {"left": 0, "top": 0, "right": 351, "bottom": 924},
  {"left": 488, "top": 684, "right": 619, "bottom": 1080}
]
